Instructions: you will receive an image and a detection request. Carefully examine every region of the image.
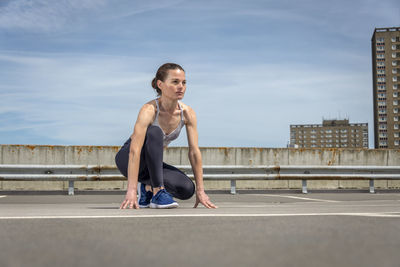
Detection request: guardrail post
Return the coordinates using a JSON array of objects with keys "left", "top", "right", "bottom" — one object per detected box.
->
[
  {"left": 230, "top": 180, "right": 236, "bottom": 194},
  {"left": 302, "top": 180, "right": 308, "bottom": 194},
  {"left": 369, "top": 180, "right": 375, "bottom": 194},
  {"left": 68, "top": 181, "right": 74, "bottom": 196}
]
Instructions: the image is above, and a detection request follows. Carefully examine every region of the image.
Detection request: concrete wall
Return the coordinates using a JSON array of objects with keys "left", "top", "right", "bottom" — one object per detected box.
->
[{"left": 1, "top": 144, "right": 400, "bottom": 191}]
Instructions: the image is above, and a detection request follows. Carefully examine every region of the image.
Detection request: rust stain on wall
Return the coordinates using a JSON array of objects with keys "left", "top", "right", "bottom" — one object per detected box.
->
[
  {"left": 218, "top": 147, "right": 229, "bottom": 157},
  {"left": 26, "top": 145, "right": 36, "bottom": 151}
]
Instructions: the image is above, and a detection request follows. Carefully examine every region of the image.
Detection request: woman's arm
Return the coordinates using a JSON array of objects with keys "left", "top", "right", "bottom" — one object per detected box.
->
[
  {"left": 120, "top": 103, "right": 154, "bottom": 209},
  {"left": 185, "top": 106, "right": 217, "bottom": 209}
]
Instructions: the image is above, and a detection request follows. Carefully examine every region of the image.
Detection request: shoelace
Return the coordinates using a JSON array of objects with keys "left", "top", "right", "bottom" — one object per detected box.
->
[{"left": 154, "top": 189, "right": 171, "bottom": 200}]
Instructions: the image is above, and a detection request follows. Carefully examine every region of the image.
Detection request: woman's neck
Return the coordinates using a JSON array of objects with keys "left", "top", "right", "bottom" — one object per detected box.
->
[{"left": 159, "top": 95, "right": 178, "bottom": 114}]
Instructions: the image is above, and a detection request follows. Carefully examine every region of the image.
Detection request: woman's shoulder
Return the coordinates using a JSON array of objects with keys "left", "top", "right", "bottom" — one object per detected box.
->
[
  {"left": 136, "top": 99, "right": 157, "bottom": 121},
  {"left": 141, "top": 99, "right": 157, "bottom": 112},
  {"left": 179, "top": 101, "right": 196, "bottom": 124}
]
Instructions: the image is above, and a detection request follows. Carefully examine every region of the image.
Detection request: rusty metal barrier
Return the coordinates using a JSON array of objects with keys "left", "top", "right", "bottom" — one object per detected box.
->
[{"left": 1, "top": 164, "right": 400, "bottom": 195}]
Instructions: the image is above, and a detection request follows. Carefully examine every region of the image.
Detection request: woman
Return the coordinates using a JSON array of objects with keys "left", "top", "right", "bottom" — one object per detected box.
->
[{"left": 115, "top": 63, "right": 217, "bottom": 209}]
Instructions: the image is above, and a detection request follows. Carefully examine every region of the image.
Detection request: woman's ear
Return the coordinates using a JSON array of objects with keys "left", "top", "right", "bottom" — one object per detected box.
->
[{"left": 157, "top": 80, "right": 163, "bottom": 90}]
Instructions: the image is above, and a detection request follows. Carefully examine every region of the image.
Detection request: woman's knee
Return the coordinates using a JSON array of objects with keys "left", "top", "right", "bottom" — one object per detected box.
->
[
  {"left": 115, "top": 149, "right": 128, "bottom": 177},
  {"left": 146, "top": 125, "right": 163, "bottom": 142},
  {"left": 178, "top": 179, "right": 195, "bottom": 200}
]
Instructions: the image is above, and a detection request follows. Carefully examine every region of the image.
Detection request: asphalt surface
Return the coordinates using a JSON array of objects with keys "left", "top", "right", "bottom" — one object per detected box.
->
[{"left": 1, "top": 192, "right": 400, "bottom": 267}]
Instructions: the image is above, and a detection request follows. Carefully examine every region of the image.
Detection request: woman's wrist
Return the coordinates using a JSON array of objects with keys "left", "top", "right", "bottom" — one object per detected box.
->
[
  {"left": 127, "top": 186, "right": 137, "bottom": 193},
  {"left": 196, "top": 187, "right": 205, "bottom": 193}
]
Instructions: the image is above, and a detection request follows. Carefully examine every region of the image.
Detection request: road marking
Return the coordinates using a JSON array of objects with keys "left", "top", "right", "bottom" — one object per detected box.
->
[
  {"left": 262, "top": 194, "right": 340, "bottom": 203},
  {"left": 0, "top": 196, "right": 7, "bottom": 198},
  {"left": 0, "top": 212, "right": 399, "bottom": 220}
]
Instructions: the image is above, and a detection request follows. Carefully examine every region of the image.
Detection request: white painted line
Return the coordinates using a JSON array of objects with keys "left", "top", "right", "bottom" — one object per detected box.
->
[
  {"left": 262, "top": 194, "right": 340, "bottom": 203},
  {"left": 0, "top": 212, "right": 399, "bottom": 220},
  {"left": 0, "top": 196, "right": 7, "bottom": 198}
]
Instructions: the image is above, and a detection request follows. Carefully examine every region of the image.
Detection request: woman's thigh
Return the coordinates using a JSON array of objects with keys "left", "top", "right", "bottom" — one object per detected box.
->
[{"left": 162, "top": 163, "right": 195, "bottom": 200}]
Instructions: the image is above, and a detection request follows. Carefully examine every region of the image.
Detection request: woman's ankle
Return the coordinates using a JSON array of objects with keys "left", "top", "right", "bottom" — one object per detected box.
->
[
  {"left": 145, "top": 184, "right": 152, "bottom": 192},
  {"left": 152, "top": 186, "right": 164, "bottom": 196}
]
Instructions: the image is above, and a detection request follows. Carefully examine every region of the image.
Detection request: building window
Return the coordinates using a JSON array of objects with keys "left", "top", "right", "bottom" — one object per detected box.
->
[
  {"left": 394, "top": 84, "right": 398, "bottom": 90},
  {"left": 379, "top": 124, "right": 387, "bottom": 129},
  {"left": 377, "top": 54, "right": 385, "bottom": 59},
  {"left": 394, "top": 100, "right": 399, "bottom": 106},
  {"left": 393, "top": 53, "right": 398, "bottom": 58},
  {"left": 378, "top": 93, "right": 386, "bottom": 97},
  {"left": 378, "top": 37, "right": 385, "bottom": 42},
  {"left": 395, "top": 116, "right": 399, "bottom": 122},
  {"left": 378, "top": 101, "right": 386, "bottom": 105},
  {"left": 394, "top": 108, "right": 399, "bottom": 113},
  {"left": 377, "top": 69, "right": 385, "bottom": 74},
  {"left": 377, "top": 77, "right": 386, "bottom": 82},
  {"left": 393, "top": 69, "right": 398, "bottom": 74},
  {"left": 393, "top": 61, "right": 398, "bottom": 66},
  {"left": 395, "top": 124, "right": 399, "bottom": 130},
  {"left": 392, "top": 37, "right": 397, "bottom": 42},
  {"left": 395, "top": 133, "right": 400, "bottom": 138},
  {"left": 378, "top": 85, "right": 386, "bottom": 90},
  {"left": 394, "top": 76, "right": 398, "bottom": 82},
  {"left": 395, "top": 140, "right": 400, "bottom": 146},
  {"left": 377, "top": 62, "right": 385, "bottom": 66},
  {"left": 394, "top": 92, "right": 399, "bottom": 97}
]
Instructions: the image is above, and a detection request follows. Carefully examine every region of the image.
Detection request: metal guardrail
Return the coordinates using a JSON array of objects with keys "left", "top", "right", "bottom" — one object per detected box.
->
[{"left": 1, "top": 164, "right": 400, "bottom": 195}]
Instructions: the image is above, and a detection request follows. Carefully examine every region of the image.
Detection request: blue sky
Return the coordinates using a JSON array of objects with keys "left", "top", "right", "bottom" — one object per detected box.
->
[{"left": 0, "top": 0, "right": 399, "bottom": 147}]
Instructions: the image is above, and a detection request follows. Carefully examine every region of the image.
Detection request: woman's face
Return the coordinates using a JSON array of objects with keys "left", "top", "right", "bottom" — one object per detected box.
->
[{"left": 158, "top": 69, "right": 186, "bottom": 100}]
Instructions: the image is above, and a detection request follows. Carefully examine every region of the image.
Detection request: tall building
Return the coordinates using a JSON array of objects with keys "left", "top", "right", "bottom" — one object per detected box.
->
[
  {"left": 290, "top": 119, "right": 368, "bottom": 148},
  {"left": 371, "top": 27, "right": 400, "bottom": 148}
]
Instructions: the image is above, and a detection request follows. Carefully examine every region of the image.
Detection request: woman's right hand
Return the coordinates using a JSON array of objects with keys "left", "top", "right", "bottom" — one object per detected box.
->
[{"left": 120, "top": 189, "right": 139, "bottom": 209}]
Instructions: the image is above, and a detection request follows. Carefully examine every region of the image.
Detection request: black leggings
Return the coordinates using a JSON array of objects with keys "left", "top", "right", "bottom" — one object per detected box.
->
[{"left": 115, "top": 125, "right": 195, "bottom": 200}]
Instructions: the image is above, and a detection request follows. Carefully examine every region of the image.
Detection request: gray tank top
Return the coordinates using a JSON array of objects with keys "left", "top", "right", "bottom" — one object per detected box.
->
[{"left": 151, "top": 98, "right": 185, "bottom": 147}]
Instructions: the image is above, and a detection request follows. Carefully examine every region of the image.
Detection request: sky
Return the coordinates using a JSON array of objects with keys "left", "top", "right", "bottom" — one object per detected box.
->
[{"left": 0, "top": 0, "right": 399, "bottom": 148}]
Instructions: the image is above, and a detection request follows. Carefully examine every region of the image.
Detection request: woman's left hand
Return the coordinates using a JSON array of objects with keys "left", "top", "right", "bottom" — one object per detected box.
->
[{"left": 193, "top": 190, "right": 218, "bottom": 209}]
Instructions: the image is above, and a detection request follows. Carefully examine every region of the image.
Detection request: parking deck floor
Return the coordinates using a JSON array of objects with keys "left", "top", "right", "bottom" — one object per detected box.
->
[{"left": 1, "top": 192, "right": 400, "bottom": 267}]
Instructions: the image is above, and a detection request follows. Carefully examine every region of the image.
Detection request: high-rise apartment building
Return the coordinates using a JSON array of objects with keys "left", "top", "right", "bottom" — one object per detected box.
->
[
  {"left": 290, "top": 119, "right": 368, "bottom": 148},
  {"left": 371, "top": 27, "right": 400, "bottom": 148}
]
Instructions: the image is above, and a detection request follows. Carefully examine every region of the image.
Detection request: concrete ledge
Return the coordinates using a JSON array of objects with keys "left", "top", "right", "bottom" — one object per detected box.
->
[{"left": 1, "top": 144, "right": 400, "bottom": 191}]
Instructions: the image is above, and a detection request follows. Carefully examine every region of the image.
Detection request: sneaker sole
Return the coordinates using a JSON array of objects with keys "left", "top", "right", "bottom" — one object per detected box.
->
[
  {"left": 139, "top": 204, "right": 150, "bottom": 208},
  {"left": 149, "top": 202, "right": 179, "bottom": 209}
]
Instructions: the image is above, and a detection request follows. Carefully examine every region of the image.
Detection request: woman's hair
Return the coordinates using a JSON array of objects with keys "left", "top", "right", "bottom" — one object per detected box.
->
[{"left": 151, "top": 63, "right": 185, "bottom": 96}]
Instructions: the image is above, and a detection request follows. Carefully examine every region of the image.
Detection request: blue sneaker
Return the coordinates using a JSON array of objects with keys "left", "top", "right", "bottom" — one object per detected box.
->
[
  {"left": 138, "top": 183, "right": 153, "bottom": 208},
  {"left": 150, "top": 189, "right": 179, "bottom": 209}
]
